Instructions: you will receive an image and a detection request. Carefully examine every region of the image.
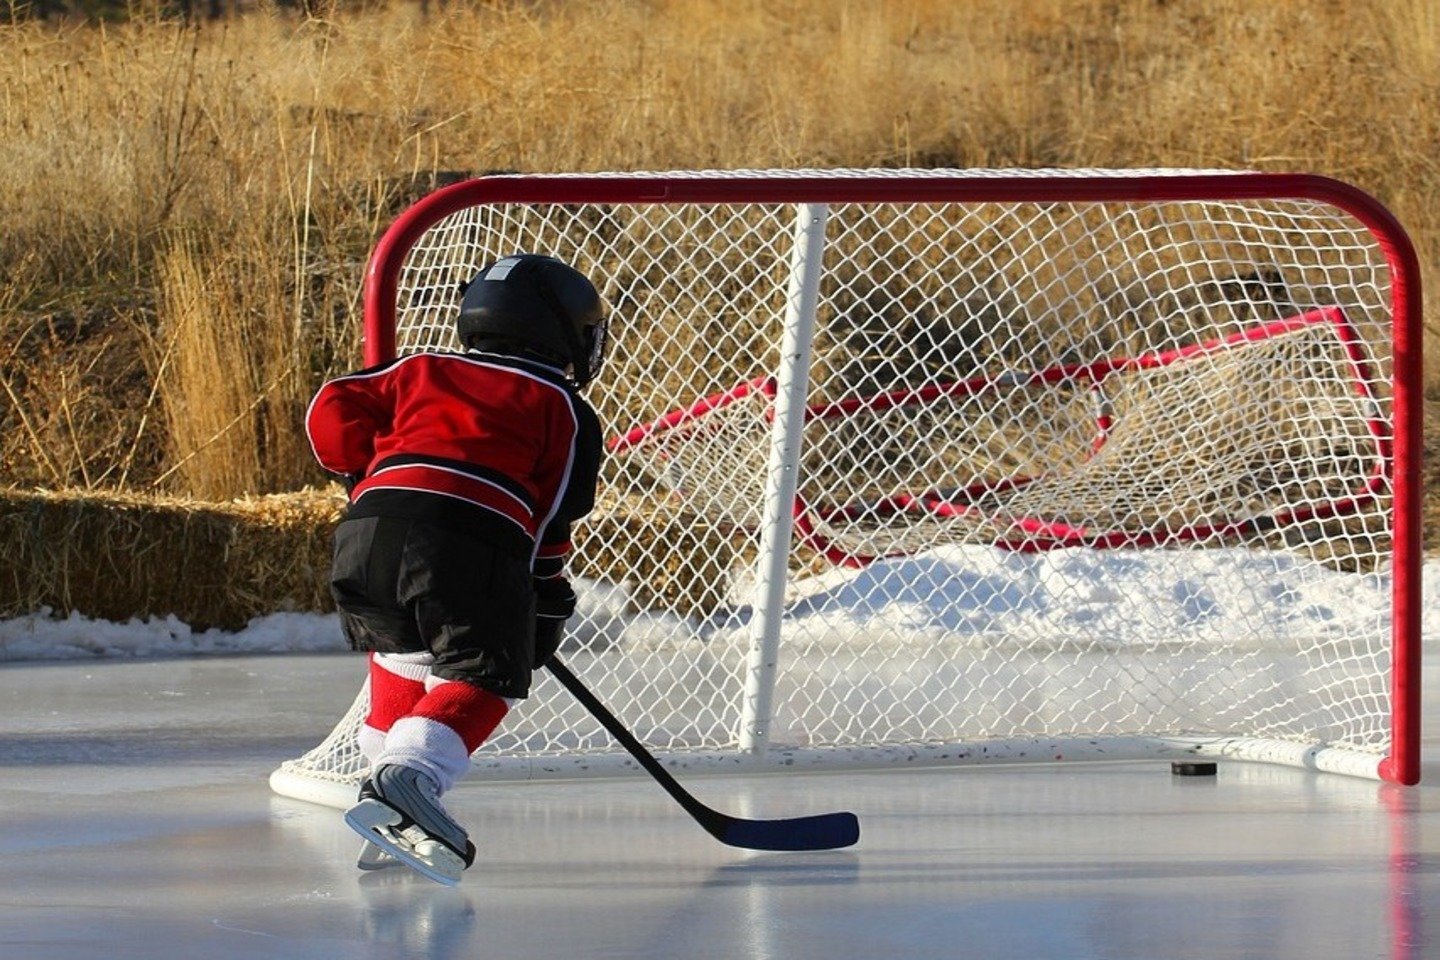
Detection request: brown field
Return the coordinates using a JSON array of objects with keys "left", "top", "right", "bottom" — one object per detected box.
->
[{"left": 0, "top": 0, "right": 1437, "bottom": 623}]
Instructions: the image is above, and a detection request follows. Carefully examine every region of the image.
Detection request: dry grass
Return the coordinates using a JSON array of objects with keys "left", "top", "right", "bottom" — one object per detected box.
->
[
  {"left": 150, "top": 226, "right": 317, "bottom": 496},
  {"left": 0, "top": 0, "right": 1435, "bottom": 620},
  {"left": 0, "top": 0, "right": 1435, "bottom": 498}
]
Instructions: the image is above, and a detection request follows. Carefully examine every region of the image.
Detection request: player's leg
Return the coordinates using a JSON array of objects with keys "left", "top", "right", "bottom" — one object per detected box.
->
[
  {"left": 386, "top": 523, "right": 535, "bottom": 789},
  {"left": 331, "top": 516, "right": 437, "bottom": 761},
  {"left": 359, "top": 651, "right": 432, "bottom": 768},
  {"left": 330, "top": 516, "right": 440, "bottom": 872},
  {"left": 346, "top": 523, "right": 531, "bottom": 883},
  {"left": 350, "top": 651, "right": 433, "bottom": 870}
]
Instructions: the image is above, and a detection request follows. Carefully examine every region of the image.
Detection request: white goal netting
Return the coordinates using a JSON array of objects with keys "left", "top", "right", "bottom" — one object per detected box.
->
[
  {"left": 272, "top": 168, "right": 1419, "bottom": 803},
  {"left": 615, "top": 306, "right": 1384, "bottom": 562}
]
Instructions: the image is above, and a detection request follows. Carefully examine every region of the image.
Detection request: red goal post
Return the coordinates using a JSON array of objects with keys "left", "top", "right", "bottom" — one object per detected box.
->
[{"left": 272, "top": 168, "right": 1421, "bottom": 806}]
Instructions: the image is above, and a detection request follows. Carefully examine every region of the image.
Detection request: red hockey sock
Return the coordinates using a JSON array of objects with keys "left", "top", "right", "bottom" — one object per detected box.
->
[
  {"left": 376, "top": 680, "right": 512, "bottom": 792},
  {"left": 365, "top": 653, "right": 430, "bottom": 734},
  {"left": 409, "top": 679, "right": 511, "bottom": 755}
]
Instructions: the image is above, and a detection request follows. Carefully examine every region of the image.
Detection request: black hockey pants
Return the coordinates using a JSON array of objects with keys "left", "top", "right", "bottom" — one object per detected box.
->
[{"left": 329, "top": 515, "right": 537, "bottom": 698}]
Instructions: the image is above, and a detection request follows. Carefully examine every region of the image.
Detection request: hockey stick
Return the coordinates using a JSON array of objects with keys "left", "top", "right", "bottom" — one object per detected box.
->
[{"left": 547, "top": 657, "right": 860, "bottom": 851}]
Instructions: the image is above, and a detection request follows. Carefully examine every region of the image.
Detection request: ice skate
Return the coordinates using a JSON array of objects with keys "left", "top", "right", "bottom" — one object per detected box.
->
[{"left": 344, "top": 764, "right": 476, "bottom": 886}]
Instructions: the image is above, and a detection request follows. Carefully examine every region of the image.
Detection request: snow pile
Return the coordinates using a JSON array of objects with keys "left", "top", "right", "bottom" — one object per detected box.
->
[
  {"left": 761, "top": 545, "right": 1400, "bottom": 650},
  {"left": 0, "top": 609, "right": 345, "bottom": 661},
  {"left": 1, "top": 547, "right": 1436, "bottom": 662}
]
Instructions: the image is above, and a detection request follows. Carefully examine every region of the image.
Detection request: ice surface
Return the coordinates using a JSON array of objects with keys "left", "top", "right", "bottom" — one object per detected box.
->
[{"left": 1, "top": 652, "right": 1438, "bottom": 960}]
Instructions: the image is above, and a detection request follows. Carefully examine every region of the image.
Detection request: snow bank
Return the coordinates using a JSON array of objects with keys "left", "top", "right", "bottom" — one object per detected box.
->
[
  {"left": 2, "top": 549, "right": 1437, "bottom": 662},
  {"left": 0, "top": 609, "right": 346, "bottom": 660}
]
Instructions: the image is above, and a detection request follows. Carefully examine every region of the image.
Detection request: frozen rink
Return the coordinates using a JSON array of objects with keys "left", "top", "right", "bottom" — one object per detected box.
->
[{"left": 1, "top": 651, "right": 1436, "bottom": 960}]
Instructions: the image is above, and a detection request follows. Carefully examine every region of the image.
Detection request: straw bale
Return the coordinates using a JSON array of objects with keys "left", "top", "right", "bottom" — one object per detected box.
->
[
  {"left": 0, "top": 485, "right": 762, "bottom": 631},
  {"left": 0, "top": 486, "right": 346, "bottom": 631},
  {"left": 577, "top": 490, "right": 756, "bottom": 618}
]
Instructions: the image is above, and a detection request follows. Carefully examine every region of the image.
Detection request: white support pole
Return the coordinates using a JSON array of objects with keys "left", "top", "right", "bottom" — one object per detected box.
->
[{"left": 738, "top": 202, "right": 829, "bottom": 757}]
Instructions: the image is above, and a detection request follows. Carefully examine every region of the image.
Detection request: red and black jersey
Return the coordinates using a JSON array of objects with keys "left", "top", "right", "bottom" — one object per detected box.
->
[{"left": 305, "top": 350, "right": 602, "bottom": 567}]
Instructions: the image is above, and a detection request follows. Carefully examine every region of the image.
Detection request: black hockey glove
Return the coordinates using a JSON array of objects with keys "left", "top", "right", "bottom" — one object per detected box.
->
[{"left": 533, "top": 577, "right": 577, "bottom": 668}]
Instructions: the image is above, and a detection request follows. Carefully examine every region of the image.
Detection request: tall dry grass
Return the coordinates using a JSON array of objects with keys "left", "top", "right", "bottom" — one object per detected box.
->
[
  {"left": 0, "top": 0, "right": 1436, "bottom": 498},
  {"left": 150, "top": 224, "right": 317, "bottom": 498}
]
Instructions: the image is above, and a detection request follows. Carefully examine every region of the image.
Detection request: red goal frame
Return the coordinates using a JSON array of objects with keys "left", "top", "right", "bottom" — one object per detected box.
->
[{"left": 360, "top": 171, "right": 1422, "bottom": 785}]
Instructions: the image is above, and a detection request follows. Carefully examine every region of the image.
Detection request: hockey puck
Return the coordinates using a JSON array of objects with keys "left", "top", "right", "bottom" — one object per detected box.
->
[{"left": 1171, "top": 761, "right": 1218, "bottom": 777}]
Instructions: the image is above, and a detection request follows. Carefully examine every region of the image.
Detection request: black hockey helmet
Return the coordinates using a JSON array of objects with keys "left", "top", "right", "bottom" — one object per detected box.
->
[{"left": 457, "top": 254, "right": 608, "bottom": 387}]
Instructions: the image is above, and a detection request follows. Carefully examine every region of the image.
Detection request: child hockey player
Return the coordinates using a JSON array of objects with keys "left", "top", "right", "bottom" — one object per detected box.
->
[{"left": 305, "top": 253, "right": 607, "bottom": 884}]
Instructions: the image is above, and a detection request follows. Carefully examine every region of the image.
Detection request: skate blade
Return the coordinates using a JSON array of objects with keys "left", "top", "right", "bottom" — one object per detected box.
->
[
  {"left": 356, "top": 839, "right": 400, "bottom": 871},
  {"left": 345, "top": 798, "right": 465, "bottom": 886}
]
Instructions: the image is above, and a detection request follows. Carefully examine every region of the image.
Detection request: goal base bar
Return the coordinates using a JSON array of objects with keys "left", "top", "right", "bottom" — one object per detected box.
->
[{"left": 269, "top": 736, "right": 1386, "bottom": 810}]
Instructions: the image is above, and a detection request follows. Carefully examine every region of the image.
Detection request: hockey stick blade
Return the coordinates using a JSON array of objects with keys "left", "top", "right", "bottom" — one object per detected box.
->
[
  {"left": 548, "top": 657, "right": 859, "bottom": 852},
  {"left": 717, "top": 809, "right": 860, "bottom": 852}
]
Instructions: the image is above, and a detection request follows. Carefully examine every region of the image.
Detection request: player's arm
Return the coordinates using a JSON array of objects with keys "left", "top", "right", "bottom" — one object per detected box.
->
[
  {"left": 532, "top": 523, "right": 577, "bottom": 669},
  {"left": 532, "top": 397, "right": 603, "bottom": 668},
  {"left": 304, "top": 372, "right": 392, "bottom": 484}
]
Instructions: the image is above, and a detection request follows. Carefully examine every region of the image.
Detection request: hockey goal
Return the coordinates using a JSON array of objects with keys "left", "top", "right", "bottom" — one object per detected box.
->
[{"left": 271, "top": 169, "right": 1422, "bottom": 807}]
